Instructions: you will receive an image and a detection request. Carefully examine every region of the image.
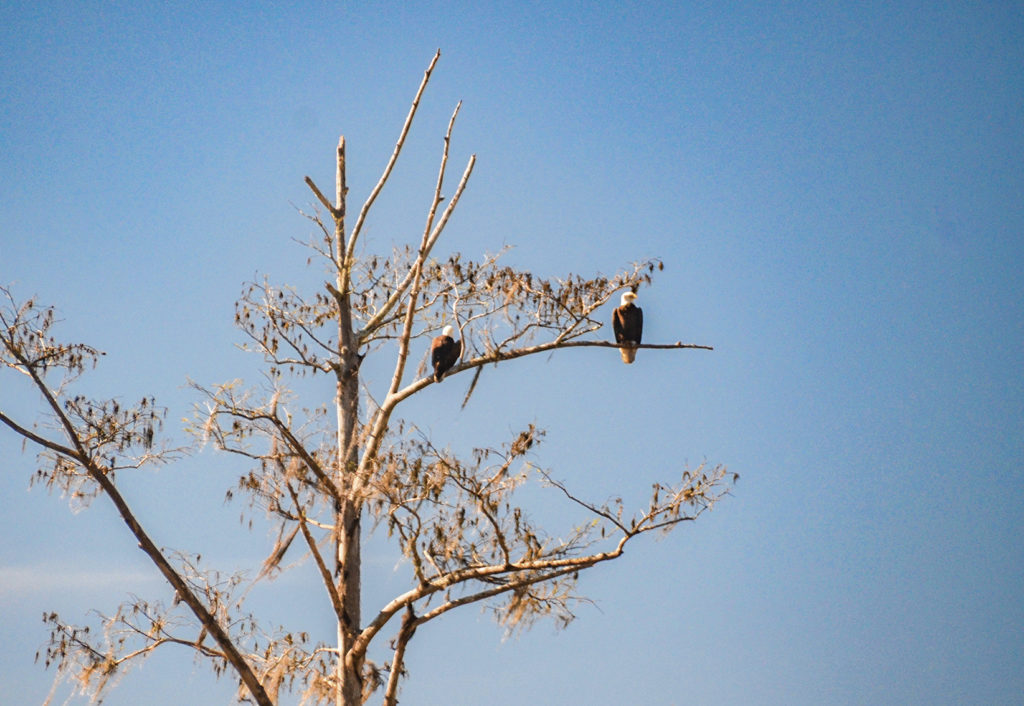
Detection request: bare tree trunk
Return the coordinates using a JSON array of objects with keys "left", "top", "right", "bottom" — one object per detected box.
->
[
  {"left": 331, "top": 137, "right": 363, "bottom": 706},
  {"left": 335, "top": 371, "right": 361, "bottom": 706}
]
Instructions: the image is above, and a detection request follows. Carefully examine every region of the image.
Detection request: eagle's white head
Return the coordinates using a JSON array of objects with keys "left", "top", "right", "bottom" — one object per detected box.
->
[
  {"left": 621, "top": 291, "right": 638, "bottom": 306},
  {"left": 442, "top": 325, "right": 455, "bottom": 337}
]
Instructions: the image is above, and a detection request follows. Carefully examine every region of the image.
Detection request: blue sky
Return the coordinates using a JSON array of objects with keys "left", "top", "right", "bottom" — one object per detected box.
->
[{"left": 2, "top": 2, "right": 1022, "bottom": 704}]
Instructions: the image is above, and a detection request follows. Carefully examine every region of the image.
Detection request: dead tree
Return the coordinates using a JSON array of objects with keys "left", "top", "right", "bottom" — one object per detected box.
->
[{"left": 0, "top": 50, "right": 732, "bottom": 706}]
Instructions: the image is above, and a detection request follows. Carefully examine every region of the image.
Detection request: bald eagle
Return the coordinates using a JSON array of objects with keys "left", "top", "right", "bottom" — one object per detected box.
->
[
  {"left": 431, "top": 325, "right": 461, "bottom": 382},
  {"left": 612, "top": 292, "right": 643, "bottom": 364}
]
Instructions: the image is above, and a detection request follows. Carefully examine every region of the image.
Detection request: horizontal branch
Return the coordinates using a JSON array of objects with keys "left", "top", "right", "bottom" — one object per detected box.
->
[
  {"left": 554, "top": 340, "right": 713, "bottom": 352},
  {"left": 385, "top": 337, "right": 713, "bottom": 407}
]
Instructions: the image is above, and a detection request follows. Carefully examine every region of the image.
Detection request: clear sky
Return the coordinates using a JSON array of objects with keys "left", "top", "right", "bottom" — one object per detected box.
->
[{"left": 2, "top": 2, "right": 1022, "bottom": 705}]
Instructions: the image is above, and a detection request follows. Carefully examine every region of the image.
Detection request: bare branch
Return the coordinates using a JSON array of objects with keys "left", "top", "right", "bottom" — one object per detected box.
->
[
  {"left": 381, "top": 605, "right": 417, "bottom": 706},
  {"left": 0, "top": 410, "right": 77, "bottom": 459},
  {"left": 357, "top": 152, "right": 476, "bottom": 343},
  {"left": 1, "top": 296, "right": 275, "bottom": 706},
  {"left": 345, "top": 49, "right": 442, "bottom": 272},
  {"left": 305, "top": 175, "right": 338, "bottom": 217},
  {"left": 382, "top": 100, "right": 468, "bottom": 400},
  {"left": 286, "top": 482, "right": 346, "bottom": 624},
  {"left": 387, "top": 336, "right": 712, "bottom": 409}
]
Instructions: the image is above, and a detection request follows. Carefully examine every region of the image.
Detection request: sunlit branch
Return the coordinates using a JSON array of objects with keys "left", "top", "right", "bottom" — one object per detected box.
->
[
  {"left": 414, "top": 563, "right": 584, "bottom": 627},
  {"left": 382, "top": 102, "right": 466, "bottom": 399},
  {"left": 381, "top": 605, "right": 417, "bottom": 706},
  {"left": 357, "top": 153, "right": 476, "bottom": 344},
  {"left": 287, "top": 482, "right": 345, "bottom": 624},
  {"left": 1, "top": 332, "right": 290, "bottom": 705},
  {"left": 7, "top": 367, "right": 274, "bottom": 705},
  {"left": 345, "top": 49, "right": 442, "bottom": 276},
  {"left": 388, "top": 338, "right": 713, "bottom": 407},
  {"left": 354, "top": 537, "right": 629, "bottom": 660},
  {"left": 421, "top": 101, "right": 462, "bottom": 251},
  {"left": 304, "top": 175, "right": 338, "bottom": 218},
  {"left": 195, "top": 385, "right": 345, "bottom": 510}
]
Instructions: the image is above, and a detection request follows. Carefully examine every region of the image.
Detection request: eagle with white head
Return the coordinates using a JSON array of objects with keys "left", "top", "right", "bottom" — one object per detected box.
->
[
  {"left": 430, "top": 325, "right": 462, "bottom": 382},
  {"left": 612, "top": 292, "right": 643, "bottom": 364}
]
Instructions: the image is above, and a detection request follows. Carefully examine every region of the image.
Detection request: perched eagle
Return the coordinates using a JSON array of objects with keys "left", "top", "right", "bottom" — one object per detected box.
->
[
  {"left": 430, "top": 325, "right": 461, "bottom": 382},
  {"left": 612, "top": 291, "right": 643, "bottom": 364}
]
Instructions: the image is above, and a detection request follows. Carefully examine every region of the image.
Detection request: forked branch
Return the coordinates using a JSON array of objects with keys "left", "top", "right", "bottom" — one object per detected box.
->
[{"left": 346, "top": 49, "right": 443, "bottom": 272}]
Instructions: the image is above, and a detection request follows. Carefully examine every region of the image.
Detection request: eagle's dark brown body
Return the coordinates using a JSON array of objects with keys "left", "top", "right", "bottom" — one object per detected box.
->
[
  {"left": 431, "top": 327, "right": 461, "bottom": 382},
  {"left": 612, "top": 294, "right": 643, "bottom": 364}
]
